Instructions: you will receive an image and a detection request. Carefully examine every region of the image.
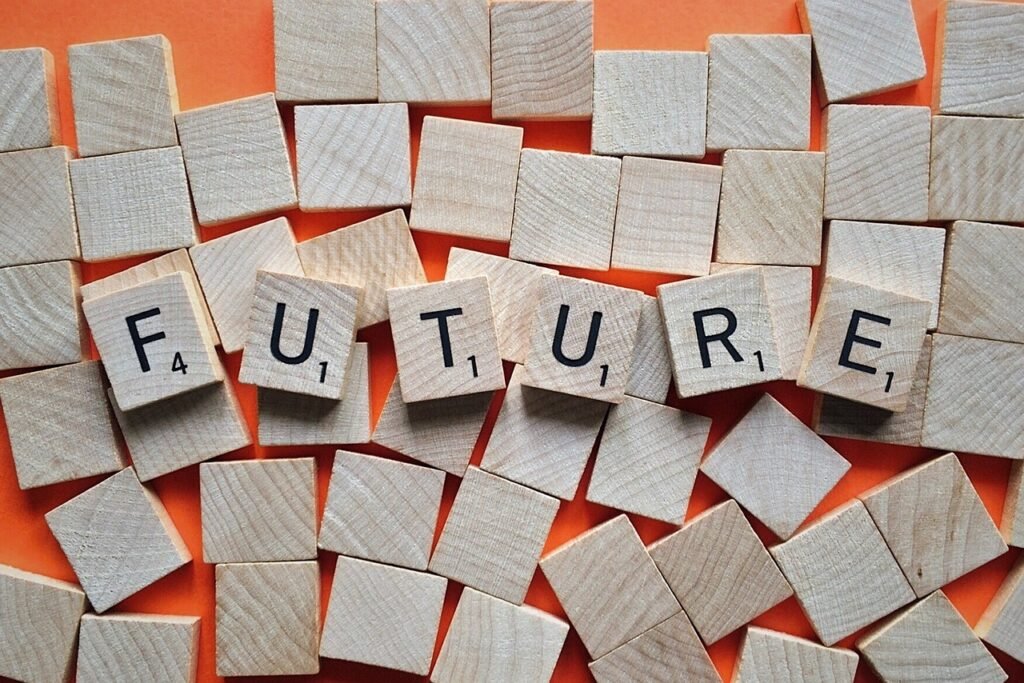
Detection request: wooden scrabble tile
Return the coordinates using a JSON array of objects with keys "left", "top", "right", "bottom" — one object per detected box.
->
[
  {"left": 239, "top": 272, "right": 359, "bottom": 399},
  {"left": 540, "top": 515, "right": 680, "bottom": 658},
  {"left": 0, "top": 361, "right": 125, "bottom": 490},
  {"left": 432, "top": 587, "right": 570, "bottom": 683},
  {"left": 429, "top": 467, "right": 559, "bottom": 604},
  {"left": 798, "top": 277, "right": 930, "bottom": 412},
  {"left": 273, "top": 0, "right": 377, "bottom": 103},
  {"left": 797, "top": 0, "right": 925, "bottom": 103},
  {"left": 68, "top": 35, "right": 178, "bottom": 157},
  {"left": 587, "top": 397, "right": 711, "bottom": 524},
  {"left": 922, "top": 334, "right": 1024, "bottom": 460},
  {"left": 387, "top": 277, "right": 505, "bottom": 402},
  {"left": 977, "top": 557, "right": 1024, "bottom": 663},
  {"left": 200, "top": 458, "right": 317, "bottom": 563},
  {"left": 321, "top": 556, "right": 446, "bottom": 675},
  {"left": 625, "top": 295, "right": 673, "bottom": 403},
  {"left": 320, "top": 450, "right": 445, "bottom": 570},
  {"left": 590, "top": 611, "right": 720, "bottom": 683},
  {"left": 215, "top": 561, "right": 320, "bottom": 677},
  {"left": 929, "top": 115, "right": 1024, "bottom": 223},
  {"left": 715, "top": 149, "right": 825, "bottom": 266},
  {"left": 0, "top": 47, "right": 59, "bottom": 151},
  {"left": 296, "top": 209, "right": 426, "bottom": 328},
  {"left": 0, "top": 260, "right": 85, "bottom": 371},
  {"left": 706, "top": 34, "right": 811, "bottom": 152},
  {"left": 509, "top": 149, "right": 620, "bottom": 269},
  {"left": 859, "top": 591, "right": 1006, "bottom": 682},
  {"left": 411, "top": 118, "right": 523, "bottom": 242},
  {"left": 1005, "top": 462, "right": 1024, "bottom": 548},
  {"left": 490, "top": 0, "right": 593, "bottom": 120},
  {"left": 295, "top": 103, "right": 411, "bottom": 211},
  {"left": 70, "top": 147, "right": 196, "bottom": 262},
  {"left": 523, "top": 273, "right": 642, "bottom": 403},
  {"left": 611, "top": 156, "right": 721, "bottom": 276},
  {"left": 701, "top": 395, "right": 850, "bottom": 540},
  {"left": 935, "top": 0, "right": 1024, "bottom": 117},
  {"left": 0, "top": 564, "right": 85, "bottom": 683},
  {"left": 45, "top": 468, "right": 191, "bottom": 613},
  {"left": 77, "top": 613, "right": 200, "bottom": 683},
  {"left": 175, "top": 93, "right": 297, "bottom": 226},
  {"left": 860, "top": 452, "right": 1007, "bottom": 597},
  {"left": 592, "top": 51, "right": 708, "bottom": 159},
  {"left": 481, "top": 365, "right": 607, "bottom": 500},
  {"left": 84, "top": 272, "right": 223, "bottom": 411},
  {"left": 770, "top": 500, "right": 916, "bottom": 646},
  {"left": 823, "top": 105, "right": 931, "bottom": 222},
  {"left": 659, "top": 267, "right": 783, "bottom": 398},
  {"left": 735, "top": 626, "right": 858, "bottom": 683},
  {"left": 0, "top": 146, "right": 78, "bottom": 267}
]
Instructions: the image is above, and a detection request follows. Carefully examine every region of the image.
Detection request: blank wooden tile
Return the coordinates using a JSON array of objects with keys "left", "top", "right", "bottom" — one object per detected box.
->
[
  {"left": 296, "top": 209, "right": 426, "bottom": 328},
  {"left": 432, "top": 587, "right": 569, "bottom": 683},
  {"left": 770, "top": 500, "right": 916, "bottom": 646},
  {"left": 430, "top": 467, "right": 559, "bottom": 604},
  {"left": 735, "top": 626, "right": 858, "bottom": 683},
  {"left": 625, "top": 295, "right": 673, "bottom": 403},
  {"left": 1005, "top": 462, "right": 1023, "bottom": 548},
  {"left": 0, "top": 260, "right": 85, "bottom": 371},
  {"left": 388, "top": 277, "right": 504, "bottom": 402},
  {"left": 0, "top": 564, "right": 85, "bottom": 683},
  {"left": 706, "top": 34, "right": 811, "bottom": 152},
  {"left": 590, "top": 611, "right": 720, "bottom": 683},
  {"left": 215, "top": 561, "right": 319, "bottom": 677},
  {"left": 200, "top": 458, "right": 317, "bottom": 564},
  {"left": 0, "top": 360, "right": 125, "bottom": 490},
  {"left": 321, "top": 556, "right": 446, "bottom": 675},
  {"left": 977, "top": 557, "right": 1024, "bottom": 664},
  {"left": 716, "top": 149, "right": 825, "bottom": 266},
  {"left": 411, "top": 118, "right": 523, "bottom": 241},
  {"left": 175, "top": 93, "right": 296, "bottom": 226},
  {"left": 0, "top": 47, "right": 59, "bottom": 151},
  {"left": 611, "top": 156, "right": 721, "bottom": 276},
  {"left": 587, "top": 397, "right": 711, "bottom": 524},
  {"left": 77, "top": 613, "right": 200, "bottom": 683},
  {"left": 490, "top": 0, "right": 593, "bottom": 120},
  {"left": 45, "top": 468, "right": 191, "bottom": 613},
  {"left": 797, "top": 0, "right": 925, "bottom": 103},
  {"left": 70, "top": 147, "right": 196, "bottom": 262},
  {"left": 510, "top": 149, "right": 620, "bottom": 269},
  {"left": 823, "top": 105, "right": 931, "bottom": 222},
  {"left": 68, "top": 35, "right": 178, "bottom": 157},
  {"left": 592, "top": 51, "right": 708, "bottom": 159},
  {"left": 320, "top": 450, "right": 445, "bottom": 570},
  {"left": 0, "top": 146, "right": 78, "bottom": 267},
  {"left": 540, "top": 515, "right": 680, "bottom": 659}
]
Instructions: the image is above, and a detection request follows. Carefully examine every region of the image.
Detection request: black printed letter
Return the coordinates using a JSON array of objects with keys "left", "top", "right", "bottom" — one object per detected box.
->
[
  {"left": 839, "top": 310, "right": 891, "bottom": 375},
  {"left": 270, "top": 302, "right": 319, "bottom": 365},
  {"left": 552, "top": 304, "right": 602, "bottom": 367},
  {"left": 126, "top": 308, "right": 165, "bottom": 373},
  {"left": 693, "top": 307, "right": 742, "bottom": 369},
  {"left": 421, "top": 308, "right": 464, "bottom": 367}
]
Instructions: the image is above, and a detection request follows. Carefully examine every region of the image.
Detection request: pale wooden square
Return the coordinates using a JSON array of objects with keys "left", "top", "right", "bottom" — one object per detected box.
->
[
  {"left": 625, "top": 295, "right": 673, "bottom": 403},
  {"left": 0, "top": 146, "right": 79, "bottom": 267},
  {"left": 0, "top": 260, "right": 85, "bottom": 371},
  {"left": 77, "top": 614, "right": 200, "bottom": 683},
  {"left": 1005, "top": 462, "right": 1023, "bottom": 548},
  {"left": 735, "top": 626, "right": 858, "bottom": 683},
  {"left": 590, "top": 611, "right": 720, "bottom": 683},
  {"left": 977, "top": 557, "right": 1024, "bottom": 664},
  {"left": 0, "top": 47, "right": 59, "bottom": 151}
]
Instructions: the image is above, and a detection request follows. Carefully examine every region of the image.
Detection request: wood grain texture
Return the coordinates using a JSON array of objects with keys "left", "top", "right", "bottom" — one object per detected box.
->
[
  {"left": 770, "top": 500, "right": 916, "bottom": 646},
  {"left": 797, "top": 0, "right": 925, "bottom": 103},
  {"left": 320, "top": 556, "right": 446, "bottom": 675},
  {"left": 481, "top": 364, "right": 608, "bottom": 500},
  {"left": 77, "top": 613, "right": 200, "bottom": 683},
  {"left": 295, "top": 103, "right": 411, "bottom": 211},
  {"left": 429, "top": 467, "right": 559, "bottom": 605},
  {"left": 0, "top": 360, "right": 125, "bottom": 490},
  {"left": 589, "top": 611, "right": 720, "bottom": 683},
  {"left": 70, "top": 146, "right": 196, "bottom": 262},
  {"left": 823, "top": 105, "right": 931, "bottom": 222},
  {"left": 976, "top": 557, "right": 1024, "bottom": 664},
  {"left": 490, "top": 0, "right": 593, "bottom": 119},
  {"left": 175, "top": 93, "right": 296, "bottom": 226},
  {"left": 735, "top": 626, "right": 858, "bottom": 683},
  {"left": 320, "top": 450, "right": 445, "bottom": 570},
  {"left": 432, "top": 587, "right": 569, "bottom": 683},
  {"left": 0, "top": 146, "right": 78, "bottom": 267},
  {"left": 296, "top": 209, "right": 426, "bottom": 328},
  {"left": 68, "top": 35, "right": 178, "bottom": 157},
  {"left": 45, "top": 468, "right": 191, "bottom": 613},
  {"left": 612, "top": 156, "right": 721, "bottom": 276},
  {"left": 411, "top": 118, "right": 523, "bottom": 242},
  {"left": 0, "top": 564, "right": 85, "bottom": 683},
  {"left": 0, "top": 259, "right": 85, "bottom": 371},
  {"left": 376, "top": 0, "right": 490, "bottom": 104},
  {"left": 706, "top": 34, "right": 811, "bottom": 152},
  {"left": 625, "top": 295, "right": 673, "bottom": 403},
  {"left": 540, "top": 515, "right": 680, "bottom": 659},
  {"left": 587, "top": 396, "right": 711, "bottom": 524},
  {"left": 1004, "top": 462, "right": 1024, "bottom": 548},
  {"left": 0, "top": 47, "right": 59, "bottom": 151},
  {"left": 715, "top": 149, "right": 825, "bottom": 266},
  {"left": 215, "top": 561, "right": 320, "bottom": 677},
  {"left": 701, "top": 394, "right": 850, "bottom": 541},
  {"left": 509, "top": 149, "right": 620, "bottom": 269},
  {"left": 200, "top": 458, "right": 317, "bottom": 564}
]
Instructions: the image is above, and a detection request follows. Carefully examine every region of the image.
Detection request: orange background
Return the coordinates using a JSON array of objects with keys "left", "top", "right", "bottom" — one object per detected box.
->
[{"left": 2, "top": 1, "right": 1022, "bottom": 681}]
